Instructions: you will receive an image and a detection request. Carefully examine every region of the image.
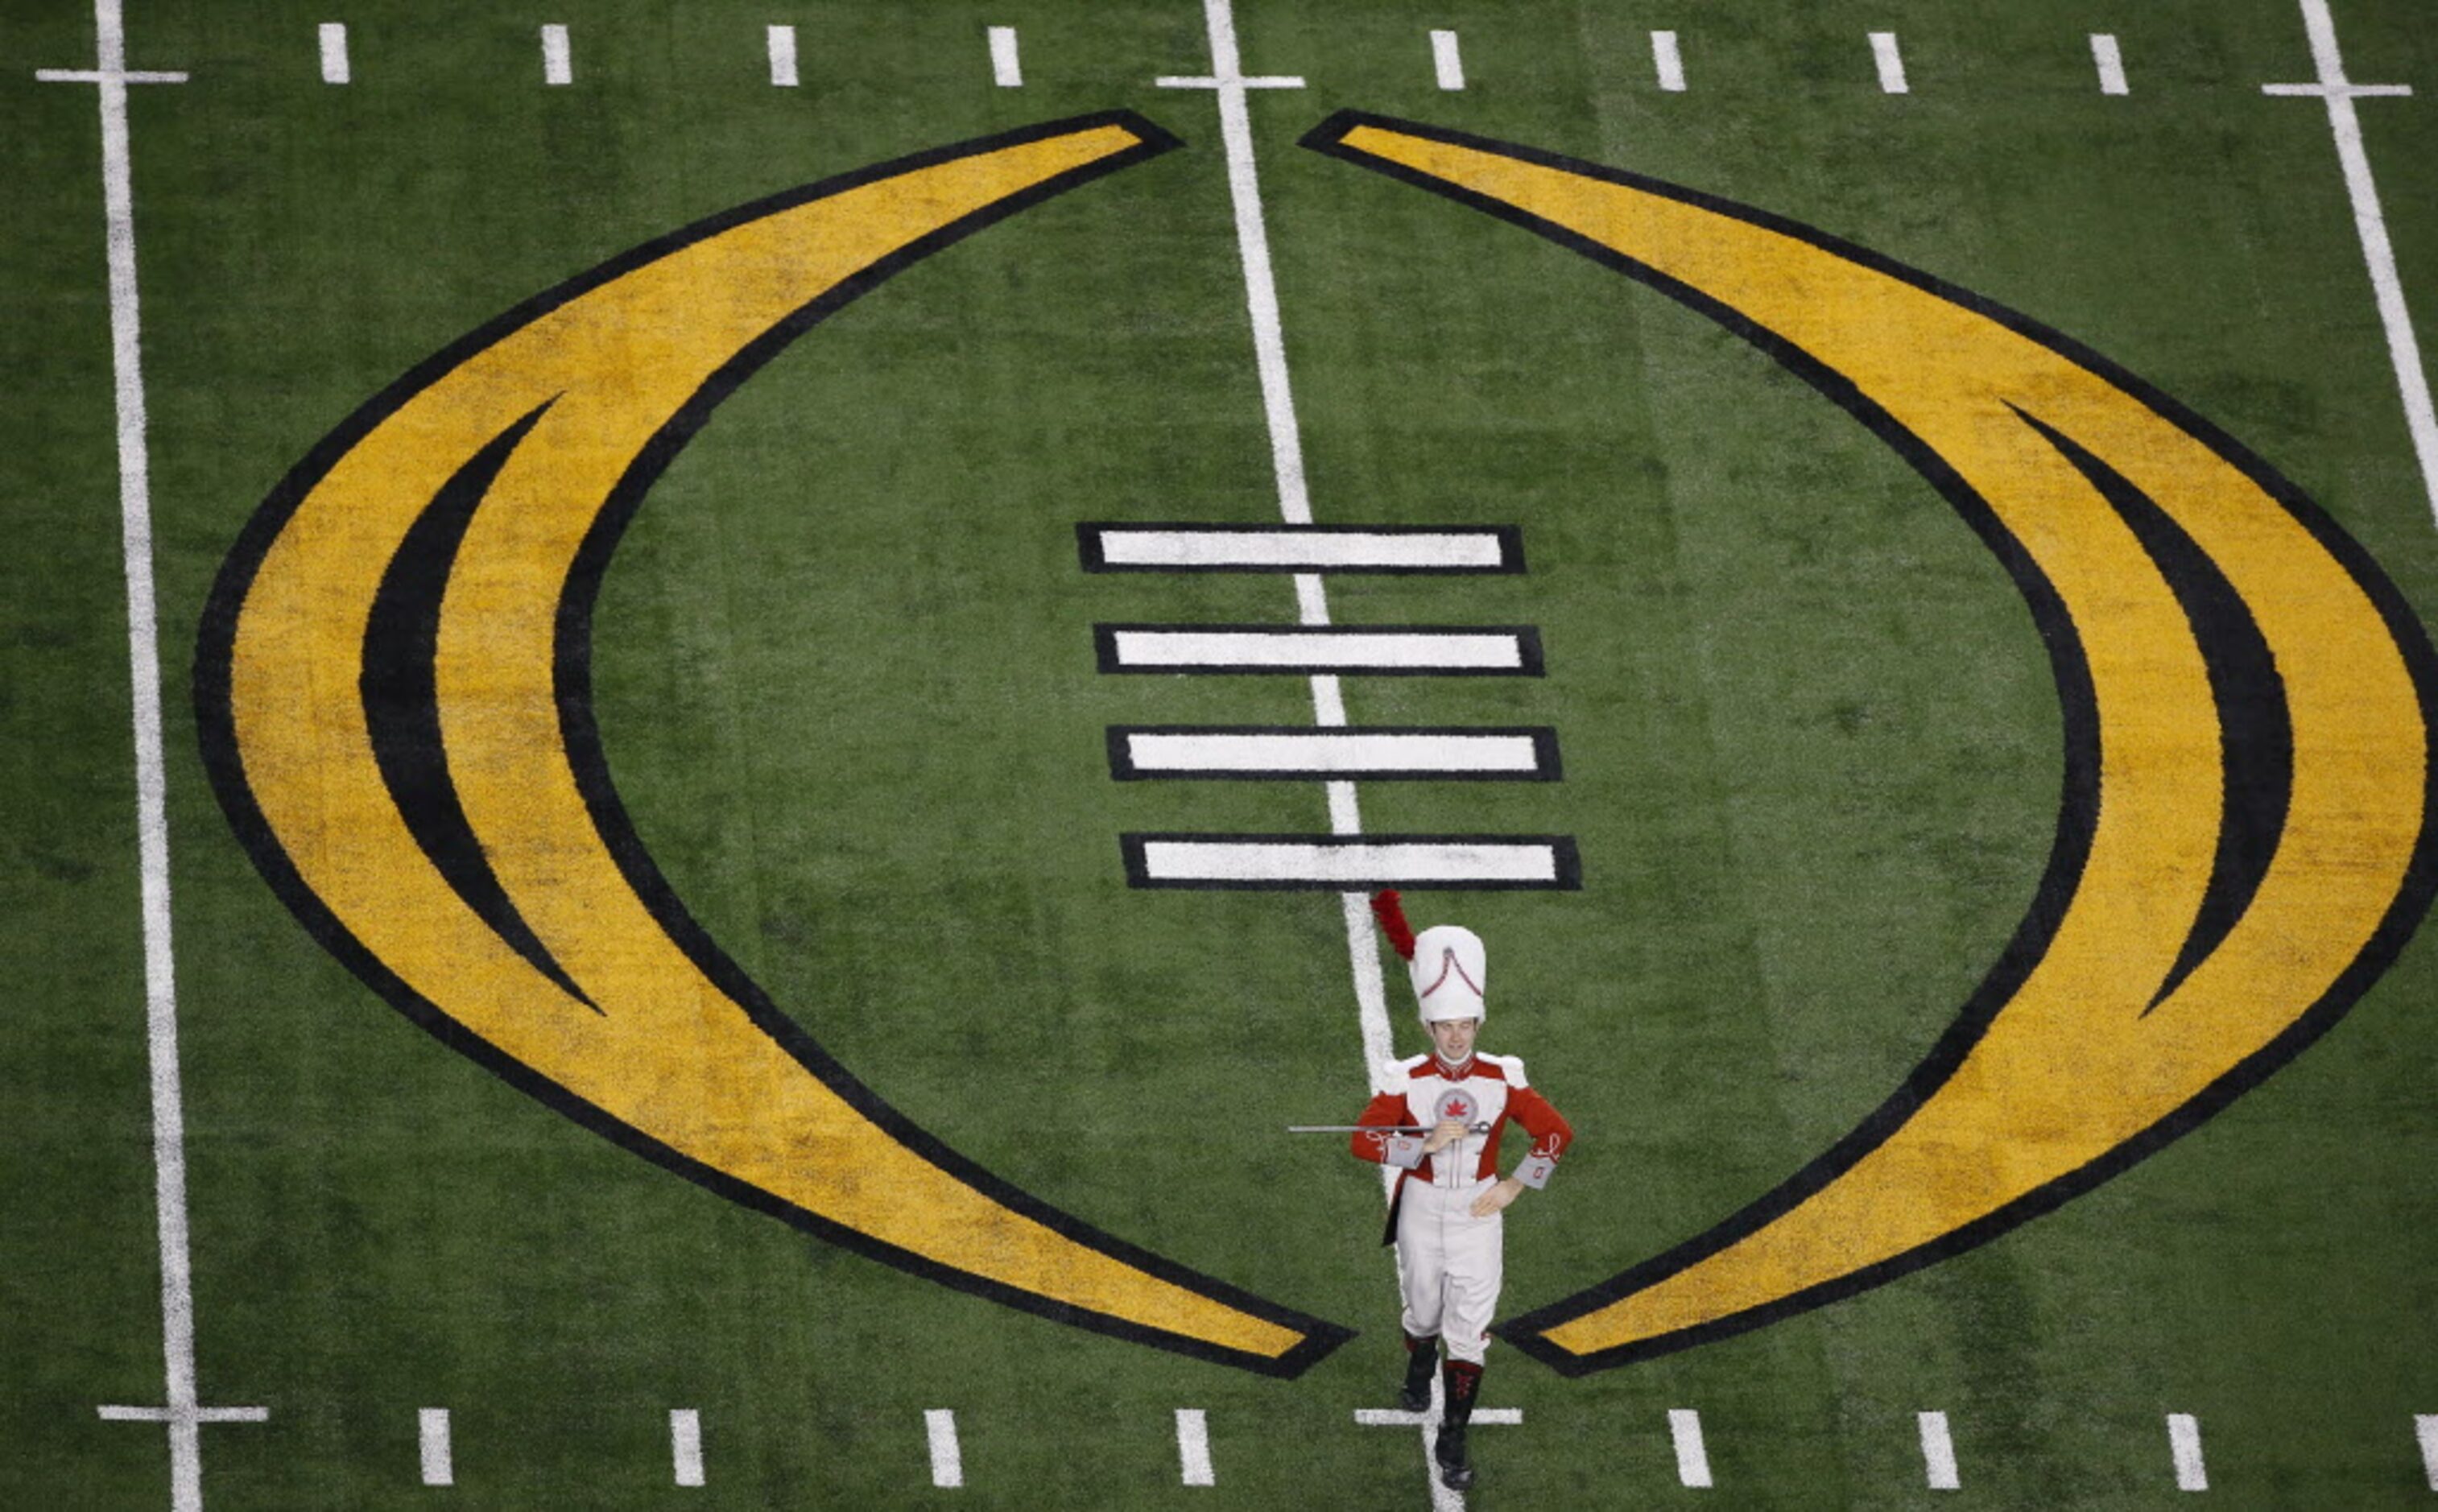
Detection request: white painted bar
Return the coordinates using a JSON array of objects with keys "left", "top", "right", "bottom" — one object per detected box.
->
[
  {"left": 2167, "top": 1413, "right": 2208, "bottom": 1491},
  {"left": 1430, "top": 30, "right": 1464, "bottom": 90},
  {"left": 987, "top": 25, "right": 1021, "bottom": 86},
  {"left": 539, "top": 23, "right": 571, "bottom": 85},
  {"left": 2090, "top": 33, "right": 2128, "bottom": 95},
  {"left": 1086, "top": 526, "right": 1513, "bottom": 571},
  {"left": 670, "top": 1408, "right": 704, "bottom": 1487},
  {"left": 1918, "top": 1411, "right": 1959, "bottom": 1490},
  {"left": 766, "top": 24, "right": 798, "bottom": 87},
  {"left": 1134, "top": 839, "right": 1567, "bottom": 886},
  {"left": 2415, "top": 1415, "right": 2438, "bottom": 1491},
  {"left": 1105, "top": 629, "right": 1529, "bottom": 671},
  {"left": 925, "top": 1409, "right": 964, "bottom": 1489},
  {"left": 1175, "top": 1409, "right": 1214, "bottom": 1486},
  {"left": 1651, "top": 30, "right": 1686, "bottom": 92},
  {"left": 1871, "top": 31, "right": 1908, "bottom": 93},
  {"left": 317, "top": 22, "right": 349, "bottom": 84},
  {"left": 1121, "top": 730, "right": 1548, "bottom": 775},
  {"left": 419, "top": 1409, "right": 453, "bottom": 1488},
  {"left": 1670, "top": 1408, "right": 1713, "bottom": 1489}
]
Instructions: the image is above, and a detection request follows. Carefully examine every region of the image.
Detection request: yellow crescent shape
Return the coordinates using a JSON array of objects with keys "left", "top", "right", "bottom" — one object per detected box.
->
[
  {"left": 195, "top": 114, "right": 1349, "bottom": 1376},
  {"left": 1304, "top": 114, "right": 2438, "bottom": 1373}
]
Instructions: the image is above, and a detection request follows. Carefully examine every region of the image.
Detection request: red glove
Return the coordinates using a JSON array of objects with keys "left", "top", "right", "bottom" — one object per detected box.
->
[{"left": 1370, "top": 890, "right": 1417, "bottom": 961}]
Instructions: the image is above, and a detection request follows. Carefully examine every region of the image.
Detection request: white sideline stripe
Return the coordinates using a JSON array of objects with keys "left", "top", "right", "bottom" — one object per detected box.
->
[
  {"left": 539, "top": 23, "right": 571, "bottom": 85},
  {"left": 419, "top": 1409, "right": 453, "bottom": 1487},
  {"left": 1670, "top": 1409, "right": 1713, "bottom": 1489},
  {"left": 2090, "top": 33, "right": 2128, "bottom": 95},
  {"left": 1918, "top": 1411, "right": 1959, "bottom": 1490},
  {"left": 1651, "top": 30, "right": 1685, "bottom": 92},
  {"left": 987, "top": 26, "right": 1021, "bottom": 87},
  {"left": 766, "top": 25, "right": 797, "bottom": 87},
  {"left": 1123, "top": 731, "right": 1546, "bottom": 775},
  {"left": 2262, "top": 0, "right": 2438, "bottom": 528},
  {"left": 43, "top": 7, "right": 262, "bottom": 1509},
  {"left": 2167, "top": 1413, "right": 2208, "bottom": 1491},
  {"left": 670, "top": 1408, "right": 705, "bottom": 1487},
  {"left": 1176, "top": 1409, "right": 1215, "bottom": 1486},
  {"left": 1353, "top": 1408, "right": 1523, "bottom": 1427},
  {"left": 317, "top": 22, "right": 349, "bottom": 84},
  {"left": 1430, "top": 30, "right": 1464, "bottom": 91},
  {"left": 2415, "top": 1415, "right": 2438, "bottom": 1491},
  {"left": 1092, "top": 527, "right": 1510, "bottom": 570},
  {"left": 1109, "top": 630, "right": 1527, "bottom": 671},
  {"left": 1870, "top": 31, "right": 1908, "bottom": 93},
  {"left": 1139, "top": 841, "right": 1564, "bottom": 885},
  {"left": 925, "top": 1410, "right": 964, "bottom": 1488}
]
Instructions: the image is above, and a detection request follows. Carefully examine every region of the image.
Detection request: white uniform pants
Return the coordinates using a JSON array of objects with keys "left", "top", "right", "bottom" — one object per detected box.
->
[{"left": 1396, "top": 1175, "right": 1503, "bottom": 1365}]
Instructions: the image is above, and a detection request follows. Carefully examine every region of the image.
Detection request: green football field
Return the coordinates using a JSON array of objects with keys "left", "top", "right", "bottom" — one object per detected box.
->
[{"left": 8, "top": 0, "right": 2438, "bottom": 1506}]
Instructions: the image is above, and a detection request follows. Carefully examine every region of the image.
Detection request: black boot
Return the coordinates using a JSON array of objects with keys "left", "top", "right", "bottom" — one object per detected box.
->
[
  {"left": 1434, "top": 1360, "right": 1481, "bottom": 1490},
  {"left": 1398, "top": 1334, "right": 1440, "bottom": 1412}
]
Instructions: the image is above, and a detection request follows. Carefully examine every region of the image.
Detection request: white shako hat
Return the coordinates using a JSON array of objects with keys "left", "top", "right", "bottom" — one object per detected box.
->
[{"left": 1409, "top": 924, "right": 1487, "bottom": 1024}]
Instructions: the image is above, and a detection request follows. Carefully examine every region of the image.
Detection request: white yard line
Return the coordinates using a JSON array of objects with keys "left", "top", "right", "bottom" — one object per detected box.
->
[
  {"left": 1159, "top": 0, "right": 1430, "bottom": 1492},
  {"left": 1917, "top": 1411, "right": 1960, "bottom": 1490},
  {"left": 987, "top": 26, "right": 1023, "bottom": 87},
  {"left": 1175, "top": 1408, "right": 1216, "bottom": 1486},
  {"left": 1669, "top": 1409, "right": 1714, "bottom": 1488},
  {"left": 2089, "top": 33, "right": 2128, "bottom": 96},
  {"left": 1870, "top": 31, "right": 1908, "bottom": 94},
  {"left": 1430, "top": 30, "right": 1465, "bottom": 91},
  {"left": 1651, "top": 31, "right": 1686, "bottom": 93},
  {"left": 419, "top": 1409, "right": 454, "bottom": 1487},
  {"left": 2262, "top": 0, "right": 2438, "bottom": 527},
  {"left": 2167, "top": 1413, "right": 2209, "bottom": 1492},
  {"left": 539, "top": 23, "right": 572, "bottom": 85},
  {"left": 40, "top": 6, "right": 262, "bottom": 1509},
  {"left": 670, "top": 1408, "right": 705, "bottom": 1487},
  {"left": 924, "top": 1409, "right": 965, "bottom": 1488},
  {"left": 766, "top": 24, "right": 798, "bottom": 88},
  {"left": 316, "top": 22, "right": 349, "bottom": 85}
]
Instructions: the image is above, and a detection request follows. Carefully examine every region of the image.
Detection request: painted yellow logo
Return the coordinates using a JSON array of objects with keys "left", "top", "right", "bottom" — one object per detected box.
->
[
  {"left": 196, "top": 106, "right": 2437, "bottom": 1382},
  {"left": 1305, "top": 113, "right": 2437, "bottom": 1374},
  {"left": 196, "top": 114, "right": 1346, "bottom": 1378}
]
